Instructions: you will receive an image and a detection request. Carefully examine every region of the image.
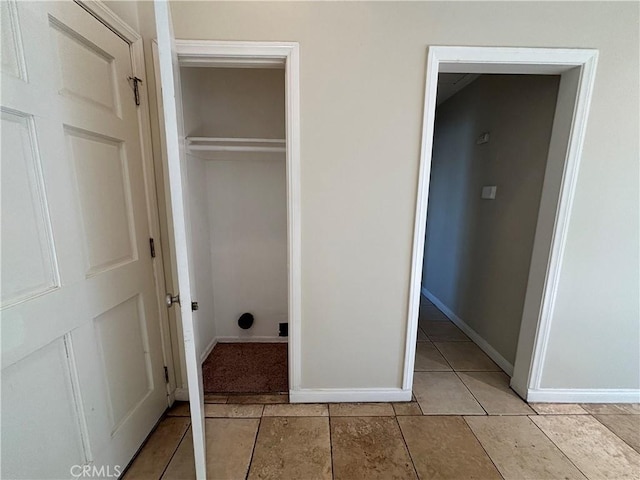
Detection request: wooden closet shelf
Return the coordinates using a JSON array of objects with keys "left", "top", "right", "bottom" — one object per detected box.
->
[{"left": 186, "top": 137, "right": 286, "bottom": 154}]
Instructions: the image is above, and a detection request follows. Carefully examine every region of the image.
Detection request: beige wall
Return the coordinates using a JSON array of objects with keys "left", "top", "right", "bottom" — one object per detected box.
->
[
  {"left": 135, "top": 1, "right": 639, "bottom": 391},
  {"left": 206, "top": 157, "right": 288, "bottom": 339},
  {"left": 103, "top": 1, "right": 139, "bottom": 30},
  {"left": 423, "top": 74, "right": 560, "bottom": 366},
  {"left": 183, "top": 67, "right": 285, "bottom": 139}
]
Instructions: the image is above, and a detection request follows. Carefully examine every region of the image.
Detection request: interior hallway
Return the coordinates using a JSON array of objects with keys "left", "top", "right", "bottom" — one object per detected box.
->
[
  {"left": 414, "top": 295, "right": 518, "bottom": 415},
  {"left": 123, "top": 297, "right": 640, "bottom": 479}
]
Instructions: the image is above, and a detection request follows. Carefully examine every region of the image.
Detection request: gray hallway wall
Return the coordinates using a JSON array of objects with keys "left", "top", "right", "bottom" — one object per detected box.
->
[{"left": 423, "top": 74, "right": 560, "bottom": 366}]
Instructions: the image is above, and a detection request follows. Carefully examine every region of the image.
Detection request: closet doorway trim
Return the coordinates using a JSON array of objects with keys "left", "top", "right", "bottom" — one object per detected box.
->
[{"left": 175, "top": 40, "right": 302, "bottom": 395}]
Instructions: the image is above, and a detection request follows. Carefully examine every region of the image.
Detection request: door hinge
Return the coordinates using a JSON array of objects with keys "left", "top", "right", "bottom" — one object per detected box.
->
[
  {"left": 164, "top": 366, "right": 169, "bottom": 384},
  {"left": 149, "top": 238, "right": 156, "bottom": 258},
  {"left": 128, "top": 76, "right": 143, "bottom": 106}
]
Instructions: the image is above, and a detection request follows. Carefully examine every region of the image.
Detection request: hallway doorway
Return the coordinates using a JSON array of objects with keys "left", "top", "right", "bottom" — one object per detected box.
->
[{"left": 404, "top": 47, "right": 598, "bottom": 401}]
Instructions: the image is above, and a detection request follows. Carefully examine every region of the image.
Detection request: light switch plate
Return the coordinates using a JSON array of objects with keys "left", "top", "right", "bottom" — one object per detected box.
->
[{"left": 481, "top": 186, "right": 497, "bottom": 199}]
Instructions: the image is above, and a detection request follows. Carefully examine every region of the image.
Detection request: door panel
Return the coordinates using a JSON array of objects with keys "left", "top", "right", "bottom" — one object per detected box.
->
[
  {"left": 94, "top": 294, "right": 152, "bottom": 431},
  {"left": 0, "top": 0, "right": 27, "bottom": 81},
  {"left": 66, "top": 127, "right": 137, "bottom": 275},
  {"left": 1, "top": 338, "right": 86, "bottom": 479},
  {"left": 1, "top": 2, "right": 166, "bottom": 477},
  {"left": 0, "top": 109, "right": 59, "bottom": 307},
  {"left": 50, "top": 18, "right": 123, "bottom": 116}
]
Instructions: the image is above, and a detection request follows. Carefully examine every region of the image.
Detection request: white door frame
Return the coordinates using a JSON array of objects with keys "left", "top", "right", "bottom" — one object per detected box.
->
[
  {"left": 171, "top": 40, "right": 303, "bottom": 396},
  {"left": 404, "top": 46, "right": 598, "bottom": 400},
  {"left": 75, "top": 0, "right": 178, "bottom": 400}
]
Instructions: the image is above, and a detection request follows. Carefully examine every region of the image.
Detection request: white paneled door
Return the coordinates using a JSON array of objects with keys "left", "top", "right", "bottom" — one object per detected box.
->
[
  {"left": 154, "top": 1, "right": 207, "bottom": 478},
  {"left": 1, "top": 2, "right": 167, "bottom": 478}
]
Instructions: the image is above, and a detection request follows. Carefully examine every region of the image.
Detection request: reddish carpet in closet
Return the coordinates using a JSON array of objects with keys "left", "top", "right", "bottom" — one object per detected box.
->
[{"left": 202, "top": 343, "right": 288, "bottom": 394}]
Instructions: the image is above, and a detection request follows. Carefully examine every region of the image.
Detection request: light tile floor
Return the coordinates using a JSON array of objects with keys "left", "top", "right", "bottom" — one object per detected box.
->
[{"left": 123, "top": 297, "right": 640, "bottom": 479}]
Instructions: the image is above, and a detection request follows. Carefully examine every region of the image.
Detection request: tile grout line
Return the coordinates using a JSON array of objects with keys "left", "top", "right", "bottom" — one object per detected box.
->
[
  {"left": 120, "top": 414, "right": 172, "bottom": 479},
  {"left": 451, "top": 368, "right": 536, "bottom": 416},
  {"left": 263, "top": 415, "right": 329, "bottom": 418},
  {"left": 452, "top": 370, "right": 489, "bottom": 415},
  {"left": 425, "top": 298, "right": 516, "bottom": 407},
  {"left": 527, "top": 415, "right": 591, "bottom": 479},
  {"left": 328, "top": 413, "right": 336, "bottom": 480},
  {"left": 590, "top": 414, "right": 640, "bottom": 452},
  {"left": 158, "top": 419, "right": 192, "bottom": 480},
  {"left": 454, "top": 371, "right": 535, "bottom": 415},
  {"left": 417, "top": 326, "right": 432, "bottom": 343},
  {"left": 430, "top": 341, "right": 456, "bottom": 371},
  {"left": 394, "top": 416, "right": 420, "bottom": 479},
  {"left": 244, "top": 414, "right": 263, "bottom": 480},
  {"left": 431, "top": 341, "right": 501, "bottom": 373},
  {"left": 461, "top": 416, "right": 506, "bottom": 480}
]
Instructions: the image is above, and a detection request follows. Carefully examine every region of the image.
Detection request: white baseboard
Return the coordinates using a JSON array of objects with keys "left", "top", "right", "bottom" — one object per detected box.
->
[
  {"left": 289, "top": 388, "right": 412, "bottom": 403},
  {"left": 174, "top": 388, "right": 189, "bottom": 401},
  {"left": 200, "top": 337, "right": 217, "bottom": 363},
  {"left": 176, "top": 387, "right": 412, "bottom": 403},
  {"left": 216, "top": 336, "right": 288, "bottom": 343},
  {"left": 527, "top": 388, "right": 640, "bottom": 403},
  {"left": 422, "top": 287, "right": 514, "bottom": 376}
]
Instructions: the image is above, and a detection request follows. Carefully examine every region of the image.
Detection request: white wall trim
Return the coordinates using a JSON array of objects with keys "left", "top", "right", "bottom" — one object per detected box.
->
[
  {"left": 405, "top": 46, "right": 599, "bottom": 396},
  {"left": 284, "top": 44, "right": 303, "bottom": 396},
  {"left": 150, "top": 39, "right": 189, "bottom": 398},
  {"left": 527, "top": 389, "right": 640, "bottom": 404},
  {"left": 170, "top": 40, "right": 303, "bottom": 404},
  {"left": 175, "top": 40, "right": 298, "bottom": 60},
  {"left": 174, "top": 386, "right": 413, "bottom": 404},
  {"left": 216, "top": 336, "right": 288, "bottom": 344},
  {"left": 290, "top": 388, "right": 412, "bottom": 404},
  {"left": 525, "top": 53, "right": 599, "bottom": 393},
  {"left": 422, "top": 288, "right": 514, "bottom": 376},
  {"left": 200, "top": 337, "right": 217, "bottom": 364},
  {"left": 74, "top": 0, "right": 140, "bottom": 43},
  {"left": 174, "top": 388, "right": 189, "bottom": 402}
]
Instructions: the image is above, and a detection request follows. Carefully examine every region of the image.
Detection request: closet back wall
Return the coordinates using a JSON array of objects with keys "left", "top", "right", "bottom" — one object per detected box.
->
[
  {"left": 187, "top": 68, "right": 285, "bottom": 138},
  {"left": 183, "top": 67, "right": 288, "bottom": 342},
  {"left": 208, "top": 158, "right": 287, "bottom": 340}
]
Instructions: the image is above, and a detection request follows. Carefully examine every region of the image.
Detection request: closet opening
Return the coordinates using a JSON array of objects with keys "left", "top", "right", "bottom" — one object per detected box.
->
[
  {"left": 153, "top": 29, "right": 302, "bottom": 475},
  {"left": 152, "top": 40, "right": 301, "bottom": 416},
  {"left": 181, "top": 63, "right": 289, "bottom": 396}
]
